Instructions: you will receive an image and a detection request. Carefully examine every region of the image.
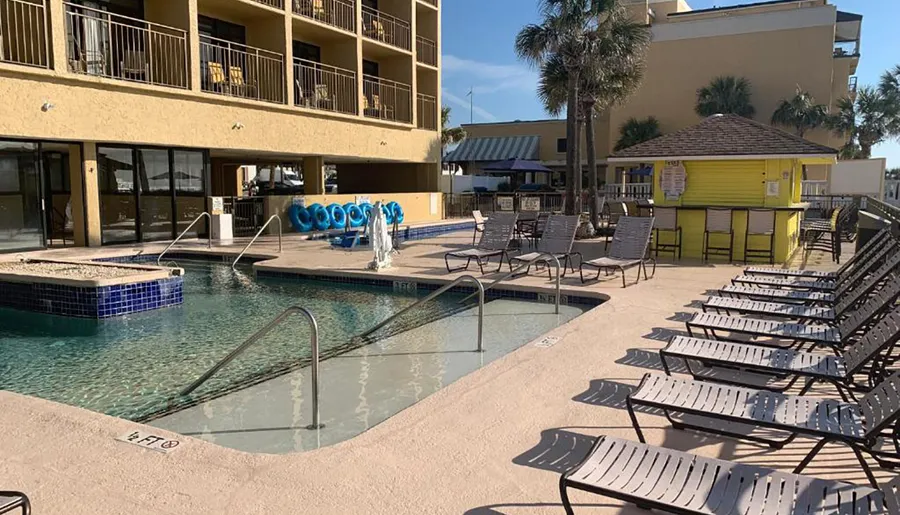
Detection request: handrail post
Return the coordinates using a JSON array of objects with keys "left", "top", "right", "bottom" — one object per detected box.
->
[
  {"left": 461, "top": 252, "right": 561, "bottom": 314},
  {"left": 177, "top": 306, "right": 323, "bottom": 430},
  {"left": 232, "top": 215, "right": 282, "bottom": 270},
  {"left": 157, "top": 212, "right": 211, "bottom": 266}
]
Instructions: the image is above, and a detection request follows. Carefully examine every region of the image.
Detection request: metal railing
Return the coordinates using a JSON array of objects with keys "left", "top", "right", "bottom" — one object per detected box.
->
[
  {"left": 231, "top": 215, "right": 282, "bottom": 270},
  {"left": 416, "top": 35, "right": 436, "bottom": 66},
  {"left": 157, "top": 212, "right": 210, "bottom": 266},
  {"left": 358, "top": 275, "right": 485, "bottom": 352},
  {"left": 64, "top": 2, "right": 187, "bottom": 88},
  {"left": 361, "top": 5, "right": 410, "bottom": 50},
  {"left": 363, "top": 74, "right": 411, "bottom": 123},
  {"left": 200, "top": 35, "right": 285, "bottom": 104},
  {"left": 294, "top": 58, "right": 357, "bottom": 115},
  {"left": 0, "top": 0, "right": 48, "bottom": 68},
  {"left": 443, "top": 193, "right": 566, "bottom": 218},
  {"left": 250, "top": 0, "right": 283, "bottom": 9},
  {"left": 604, "top": 183, "right": 652, "bottom": 199},
  {"left": 223, "top": 196, "right": 266, "bottom": 237},
  {"left": 418, "top": 0, "right": 437, "bottom": 6},
  {"left": 464, "top": 253, "right": 561, "bottom": 314},
  {"left": 179, "top": 306, "right": 323, "bottom": 429},
  {"left": 293, "top": 0, "right": 355, "bottom": 33},
  {"left": 801, "top": 180, "right": 829, "bottom": 196},
  {"left": 417, "top": 92, "right": 436, "bottom": 130}
]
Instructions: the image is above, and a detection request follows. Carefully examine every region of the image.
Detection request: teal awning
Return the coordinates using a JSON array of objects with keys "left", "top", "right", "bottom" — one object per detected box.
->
[{"left": 445, "top": 135, "right": 540, "bottom": 163}]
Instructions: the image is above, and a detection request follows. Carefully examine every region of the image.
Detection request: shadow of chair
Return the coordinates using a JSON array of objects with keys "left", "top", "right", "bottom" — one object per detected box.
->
[
  {"left": 642, "top": 326, "right": 689, "bottom": 342},
  {"left": 615, "top": 348, "right": 688, "bottom": 374},
  {"left": 512, "top": 428, "right": 598, "bottom": 474}
]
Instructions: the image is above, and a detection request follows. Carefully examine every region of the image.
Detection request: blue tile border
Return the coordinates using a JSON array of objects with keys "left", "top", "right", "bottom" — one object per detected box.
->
[
  {"left": 95, "top": 253, "right": 265, "bottom": 265},
  {"left": 0, "top": 276, "right": 184, "bottom": 319}
]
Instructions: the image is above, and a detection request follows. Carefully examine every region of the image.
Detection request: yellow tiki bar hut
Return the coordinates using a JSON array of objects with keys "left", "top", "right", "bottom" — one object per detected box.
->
[{"left": 608, "top": 114, "right": 838, "bottom": 263}]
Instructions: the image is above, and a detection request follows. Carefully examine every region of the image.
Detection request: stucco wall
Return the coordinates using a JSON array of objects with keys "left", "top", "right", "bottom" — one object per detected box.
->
[{"left": 264, "top": 192, "right": 443, "bottom": 232}]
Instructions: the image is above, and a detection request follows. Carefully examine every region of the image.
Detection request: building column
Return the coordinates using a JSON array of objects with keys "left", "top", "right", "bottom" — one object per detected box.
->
[
  {"left": 70, "top": 143, "right": 102, "bottom": 247},
  {"left": 187, "top": 0, "right": 202, "bottom": 92},
  {"left": 47, "top": 0, "right": 68, "bottom": 73},
  {"left": 303, "top": 156, "right": 325, "bottom": 194}
]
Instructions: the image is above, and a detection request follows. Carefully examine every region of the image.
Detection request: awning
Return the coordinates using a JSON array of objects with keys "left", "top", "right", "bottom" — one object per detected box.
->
[
  {"left": 626, "top": 166, "right": 653, "bottom": 177},
  {"left": 445, "top": 135, "right": 540, "bottom": 163}
]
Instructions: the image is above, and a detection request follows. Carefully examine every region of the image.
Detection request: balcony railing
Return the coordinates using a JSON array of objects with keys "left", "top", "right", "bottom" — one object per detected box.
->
[
  {"left": 251, "top": 0, "right": 283, "bottom": 9},
  {"left": 0, "top": 0, "right": 48, "bottom": 68},
  {"left": 417, "top": 93, "right": 436, "bottom": 130},
  {"left": 200, "top": 35, "right": 285, "bottom": 104},
  {"left": 416, "top": 35, "right": 436, "bottom": 66},
  {"left": 801, "top": 180, "right": 829, "bottom": 197},
  {"left": 294, "top": 58, "right": 357, "bottom": 115},
  {"left": 292, "top": 0, "right": 355, "bottom": 33},
  {"left": 849, "top": 76, "right": 858, "bottom": 96},
  {"left": 363, "top": 75, "right": 411, "bottom": 123},
  {"left": 604, "top": 183, "right": 652, "bottom": 200},
  {"left": 362, "top": 6, "right": 410, "bottom": 51},
  {"left": 418, "top": 0, "right": 437, "bottom": 6}
]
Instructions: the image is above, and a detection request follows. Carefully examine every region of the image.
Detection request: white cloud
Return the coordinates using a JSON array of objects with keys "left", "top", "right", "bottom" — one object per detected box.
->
[
  {"left": 442, "top": 89, "right": 498, "bottom": 122},
  {"left": 441, "top": 54, "right": 537, "bottom": 95}
]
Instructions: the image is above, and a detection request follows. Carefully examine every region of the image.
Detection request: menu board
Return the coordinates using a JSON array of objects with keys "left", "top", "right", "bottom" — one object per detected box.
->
[{"left": 660, "top": 161, "right": 686, "bottom": 201}]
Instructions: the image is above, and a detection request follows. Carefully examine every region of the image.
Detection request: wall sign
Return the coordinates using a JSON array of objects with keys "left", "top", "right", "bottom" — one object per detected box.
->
[
  {"left": 660, "top": 161, "right": 686, "bottom": 201},
  {"left": 292, "top": 196, "right": 306, "bottom": 207},
  {"left": 355, "top": 195, "right": 371, "bottom": 205},
  {"left": 210, "top": 197, "right": 224, "bottom": 215},
  {"left": 766, "top": 181, "right": 780, "bottom": 197},
  {"left": 497, "top": 197, "right": 514, "bottom": 211},
  {"left": 521, "top": 197, "right": 541, "bottom": 211}
]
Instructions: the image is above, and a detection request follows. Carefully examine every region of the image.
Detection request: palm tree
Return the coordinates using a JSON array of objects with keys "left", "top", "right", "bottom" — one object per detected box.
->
[
  {"left": 516, "top": 0, "right": 608, "bottom": 215},
  {"left": 770, "top": 87, "right": 829, "bottom": 138},
  {"left": 440, "top": 106, "right": 466, "bottom": 157},
  {"left": 829, "top": 88, "right": 897, "bottom": 159},
  {"left": 878, "top": 65, "right": 900, "bottom": 138},
  {"left": 615, "top": 117, "right": 662, "bottom": 151},
  {"left": 533, "top": 0, "right": 650, "bottom": 224},
  {"left": 695, "top": 76, "right": 756, "bottom": 118}
]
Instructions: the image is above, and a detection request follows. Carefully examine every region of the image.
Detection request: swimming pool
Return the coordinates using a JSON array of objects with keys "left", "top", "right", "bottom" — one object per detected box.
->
[{"left": 0, "top": 258, "right": 589, "bottom": 451}]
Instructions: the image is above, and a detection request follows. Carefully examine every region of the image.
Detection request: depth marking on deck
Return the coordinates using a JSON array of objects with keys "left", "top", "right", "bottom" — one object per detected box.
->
[
  {"left": 116, "top": 430, "right": 182, "bottom": 454},
  {"left": 535, "top": 336, "right": 561, "bottom": 348}
]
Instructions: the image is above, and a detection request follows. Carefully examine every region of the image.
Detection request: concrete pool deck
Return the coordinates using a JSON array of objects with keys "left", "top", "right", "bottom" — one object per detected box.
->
[{"left": 0, "top": 231, "right": 875, "bottom": 514}]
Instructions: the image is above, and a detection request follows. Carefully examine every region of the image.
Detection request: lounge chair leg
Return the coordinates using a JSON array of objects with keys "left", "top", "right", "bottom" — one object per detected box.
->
[
  {"left": 794, "top": 439, "right": 829, "bottom": 475},
  {"left": 579, "top": 266, "right": 585, "bottom": 284},
  {"left": 559, "top": 478, "right": 576, "bottom": 515},
  {"left": 497, "top": 251, "right": 508, "bottom": 273},
  {"left": 660, "top": 353, "right": 673, "bottom": 375},
  {"left": 626, "top": 397, "right": 646, "bottom": 443}
]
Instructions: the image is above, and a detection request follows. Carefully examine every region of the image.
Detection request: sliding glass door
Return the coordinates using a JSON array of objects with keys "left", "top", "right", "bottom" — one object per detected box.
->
[{"left": 0, "top": 141, "right": 43, "bottom": 252}]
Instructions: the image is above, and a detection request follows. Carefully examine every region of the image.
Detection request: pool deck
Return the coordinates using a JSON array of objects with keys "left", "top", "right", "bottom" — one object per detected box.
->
[{"left": 0, "top": 231, "right": 873, "bottom": 514}]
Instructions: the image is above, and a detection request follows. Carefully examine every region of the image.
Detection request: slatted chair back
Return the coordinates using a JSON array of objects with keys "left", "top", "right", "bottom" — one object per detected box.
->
[
  {"left": 477, "top": 212, "right": 517, "bottom": 251},
  {"left": 829, "top": 206, "right": 843, "bottom": 229},
  {"left": 842, "top": 306, "right": 900, "bottom": 375},
  {"left": 836, "top": 242, "right": 897, "bottom": 296},
  {"left": 608, "top": 216, "right": 655, "bottom": 260},
  {"left": 835, "top": 253, "right": 900, "bottom": 314},
  {"left": 536, "top": 215, "right": 579, "bottom": 254},
  {"left": 747, "top": 209, "right": 776, "bottom": 235},
  {"left": 838, "top": 276, "right": 900, "bottom": 339},
  {"left": 837, "top": 228, "right": 892, "bottom": 275},
  {"left": 208, "top": 61, "right": 226, "bottom": 85},
  {"left": 861, "top": 371, "right": 900, "bottom": 437},
  {"left": 229, "top": 66, "right": 246, "bottom": 86},
  {"left": 706, "top": 208, "right": 733, "bottom": 233},
  {"left": 655, "top": 207, "right": 678, "bottom": 231},
  {"left": 472, "top": 210, "right": 485, "bottom": 226}
]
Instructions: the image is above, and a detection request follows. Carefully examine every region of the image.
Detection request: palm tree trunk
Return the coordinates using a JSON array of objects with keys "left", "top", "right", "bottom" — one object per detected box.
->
[
  {"left": 564, "top": 73, "right": 578, "bottom": 215},
  {"left": 860, "top": 142, "right": 873, "bottom": 159},
  {"left": 584, "top": 101, "right": 598, "bottom": 232},
  {"left": 574, "top": 110, "right": 583, "bottom": 215}
]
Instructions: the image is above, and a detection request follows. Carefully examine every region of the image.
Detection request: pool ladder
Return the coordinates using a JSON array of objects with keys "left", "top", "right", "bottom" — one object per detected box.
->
[
  {"left": 459, "top": 253, "right": 562, "bottom": 314},
  {"left": 157, "top": 212, "right": 211, "bottom": 266},
  {"left": 231, "top": 215, "right": 283, "bottom": 270},
  {"left": 178, "top": 306, "right": 324, "bottom": 430}
]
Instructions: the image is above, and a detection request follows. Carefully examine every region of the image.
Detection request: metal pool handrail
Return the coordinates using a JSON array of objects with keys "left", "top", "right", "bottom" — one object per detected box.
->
[
  {"left": 357, "top": 275, "right": 485, "bottom": 352},
  {"left": 157, "top": 212, "right": 211, "bottom": 265},
  {"left": 179, "top": 306, "right": 323, "bottom": 429},
  {"left": 231, "top": 215, "right": 282, "bottom": 270},
  {"left": 460, "top": 253, "right": 561, "bottom": 314}
]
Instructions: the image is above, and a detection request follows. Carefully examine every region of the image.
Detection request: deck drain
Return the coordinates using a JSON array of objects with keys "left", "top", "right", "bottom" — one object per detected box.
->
[{"left": 535, "top": 336, "right": 561, "bottom": 348}]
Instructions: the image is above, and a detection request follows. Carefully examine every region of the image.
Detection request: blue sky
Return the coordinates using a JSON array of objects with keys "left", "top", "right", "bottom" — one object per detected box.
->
[{"left": 440, "top": 0, "right": 899, "bottom": 169}]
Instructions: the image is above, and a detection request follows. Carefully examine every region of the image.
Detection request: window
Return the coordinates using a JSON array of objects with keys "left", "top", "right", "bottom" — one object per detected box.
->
[
  {"left": 198, "top": 16, "right": 246, "bottom": 45},
  {"left": 363, "top": 59, "right": 380, "bottom": 77},
  {"left": 556, "top": 138, "right": 567, "bottom": 153},
  {"left": 293, "top": 41, "right": 321, "bottom": 63},
  {"left": 362, "top": 0, "right": 377, "bottom": 9}
]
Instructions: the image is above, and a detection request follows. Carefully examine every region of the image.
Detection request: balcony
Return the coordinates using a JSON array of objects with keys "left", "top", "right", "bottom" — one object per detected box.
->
[
  {"left": 362, "top": 6, "right": 410, "bottom": 51},
  {"left": 416, "top": 35, "right": 436, "bottom": 67},
  {"left": 200, "top": 35, "right": 285, "bottom": 104},
  {"left": 64, "top": 2, "right": 188, "bottom": 88},
  {"left": 251, "top": 0, "right": 283, "bottom": 9},
  {"left": 0, "top": 0, "right": 49, "bottom": 68},
  {"left": 292, "top": 0, "right": 355, "bottom": 33},
  {"left": 416, "top": 93, "right": 436, "bottom": 130},
  {"left": 363, "top": 75, "right": 411, "bottom": 123},
  {"left": 294, "top": 58, "right": 357, "bottom": 115}
]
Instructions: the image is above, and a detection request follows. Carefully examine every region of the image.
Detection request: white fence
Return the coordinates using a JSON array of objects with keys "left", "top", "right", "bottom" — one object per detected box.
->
[
  {"left": 604, "top": 183, "right": 652, "bottom": 199},
  {"left": 440, "top": 174, "right": 509, "bottom": 193},
  {"left": 801, "top": 180, "right": 829, "bottom": 196}
]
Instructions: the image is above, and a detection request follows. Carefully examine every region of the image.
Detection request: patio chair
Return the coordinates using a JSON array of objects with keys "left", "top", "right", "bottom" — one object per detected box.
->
[
  {"left": 652, "top": 206, "right": 681, "bottom": 259},
  {"left": 626, "top": 370, "right": 900, "bottom": 483},
  {"left": 121, "top": 50, "right": 148, "bottom": 82},
  {"left": 706, "top": 251, "right": 900, "bottom": 323},
  {"left": 559, "top": 435, "right": 897, "bottom": 515},
  {"left": 703, "top": 207, "right": 734, "bottom": 262},
  {"left": 444, "top": 212, "right": 517, "bottom": 274},
  {"left": 803, "top": 206, "right": 844, "bottom": 263},
  {"left": 471, "top": 210, "right": 485, "bottom": 245},
  {"left": 206, "top": 61, "right": 227, "bottom": 93},
  {"left": 508, "top": 215, "right": 580, "bottom": 278},
  {"left": 519, "top": 212, "right": 549, "bottom": 247},
  {"left": 731, "top": 237, "right": 897, "bottom": 292},
  {"left": 580, "top": 216, "right": 655, "bottom": 288},
  {"left": 744, "top": 227, "right": 892, "bottom": 280},
  {"left": 743, "top": 208, "right": 776, "bottom": 264},
  {"left": 660, "top": 304, "right": 900, "bottom": 399},
  {"left": 229, "top": 66, "right": 257, "bottom": 99},
  {"left": 684, "top": 277, "right": 900, "bottom": 352},
  {"left": 0, "top": 491, "right": 30, "bottom": 515}
]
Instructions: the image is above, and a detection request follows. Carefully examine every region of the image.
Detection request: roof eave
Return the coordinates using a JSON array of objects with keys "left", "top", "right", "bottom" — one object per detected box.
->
[{"left": 608, "top": 153, "right": 837, "bottom": 163}]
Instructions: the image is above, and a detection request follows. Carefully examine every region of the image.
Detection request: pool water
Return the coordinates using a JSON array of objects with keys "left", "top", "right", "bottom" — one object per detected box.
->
[{"left": 0, "top": 261, "right": 461, "bottom": 421}]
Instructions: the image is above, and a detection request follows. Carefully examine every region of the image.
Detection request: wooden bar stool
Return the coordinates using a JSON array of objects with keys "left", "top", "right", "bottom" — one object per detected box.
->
[
  {"left": 653, "top": 207, "right": 682, "bottom": 259},
  {"left": 744, "top": 208, "right": 776, "bottom": 264},
  {"left": 703, "top": 208, "right": 734, "bottom": 262}
]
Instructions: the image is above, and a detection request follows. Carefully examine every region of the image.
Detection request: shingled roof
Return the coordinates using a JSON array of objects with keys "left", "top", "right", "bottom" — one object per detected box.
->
[{"left": 609, "top": 114, "right": 838, "bottom": 161}]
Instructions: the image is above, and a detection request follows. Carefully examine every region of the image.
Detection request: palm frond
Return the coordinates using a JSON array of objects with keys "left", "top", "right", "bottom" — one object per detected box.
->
[{"left": 695, "top": 76, "right": 755, "bottom": 118}]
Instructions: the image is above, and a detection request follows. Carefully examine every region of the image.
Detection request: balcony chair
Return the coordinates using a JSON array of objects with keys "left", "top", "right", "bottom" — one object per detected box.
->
[
  {"left": 314, "top": 83, "right": 333, "bottom": 110},
  {"left": 121, "top": 50, "right": 149, "bottom": 82},
  {"left": 229, "top": 66, "right": 258, "bottom": 99},
  {"left": 206, "top": 61, "right": 228, "bottom": 93},
  {"left": 366, "top": 19, "right": 386, "bottom": 42}
]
